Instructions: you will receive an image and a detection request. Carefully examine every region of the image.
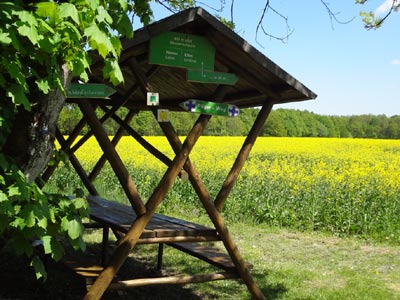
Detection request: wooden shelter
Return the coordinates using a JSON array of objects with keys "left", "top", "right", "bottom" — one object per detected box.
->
[{"left": 46, "top": 7, "right": 316, "bottom": 300}]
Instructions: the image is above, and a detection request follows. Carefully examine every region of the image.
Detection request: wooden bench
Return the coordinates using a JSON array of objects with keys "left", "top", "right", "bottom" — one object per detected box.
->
[{"left": 83, "top": 195, "right": 242, "bottom": 274}]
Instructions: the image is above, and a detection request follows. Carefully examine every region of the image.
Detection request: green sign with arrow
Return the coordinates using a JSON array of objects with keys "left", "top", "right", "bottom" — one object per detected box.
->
[
  {"left": 187, "top": 69, "right": 238, "bottom": 85},
  {"left": 149, "top": 32, "right": 215, "bottom": 70},
  {"left": 67, "top": 83, "right": 116, "bottom": 98},
  {"left": 180, "top": 99, "right": 240, "bottom": 117}
]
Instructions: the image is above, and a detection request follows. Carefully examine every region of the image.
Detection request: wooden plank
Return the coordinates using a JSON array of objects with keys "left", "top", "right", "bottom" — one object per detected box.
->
[
  {"left": 169, "top": 242, "right": 243, "bottom": 272},
  {"left": 108, "top": 272, "right": 238, "bottom": 289},
  {"left": 87, "top": 195, "right": 218, "bottom": 239}
]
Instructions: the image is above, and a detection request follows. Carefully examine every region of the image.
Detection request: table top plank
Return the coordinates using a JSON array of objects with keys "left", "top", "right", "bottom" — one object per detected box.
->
[{"left": 86, "top": 195, "right": 218, "bottom": 239}]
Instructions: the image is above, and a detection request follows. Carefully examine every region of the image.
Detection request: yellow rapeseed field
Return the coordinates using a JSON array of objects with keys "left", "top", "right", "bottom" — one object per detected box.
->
[
  {"left": 73, "top": 136, "right": 399, "bottom": 190},
  {"left": 66, "top": 136, "right": 400, "bottom": 240}
]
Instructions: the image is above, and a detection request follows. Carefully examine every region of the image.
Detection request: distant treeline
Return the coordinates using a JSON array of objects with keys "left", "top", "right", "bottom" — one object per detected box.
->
[{"left": 59, "top": 105, "right": 400, "bottom": 139}]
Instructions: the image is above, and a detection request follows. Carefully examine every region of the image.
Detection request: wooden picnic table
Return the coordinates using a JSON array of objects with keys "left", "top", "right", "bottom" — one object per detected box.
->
[{"left": 42, "top": 7, "right": 316, "bottom": 300}]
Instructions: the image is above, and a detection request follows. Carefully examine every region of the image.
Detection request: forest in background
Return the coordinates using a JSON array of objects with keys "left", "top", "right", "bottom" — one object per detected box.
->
[{"left": 58, "top": 105, "right": 400, "bottom": 139}]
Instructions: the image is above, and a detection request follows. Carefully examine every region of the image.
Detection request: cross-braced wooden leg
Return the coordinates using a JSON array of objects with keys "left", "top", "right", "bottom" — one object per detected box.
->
[
  {"left": 158, "top": 102, "right": 274, "bottom": 300},
  {"left": 83, "top": 114, "right": 211, "bottom": 300}
]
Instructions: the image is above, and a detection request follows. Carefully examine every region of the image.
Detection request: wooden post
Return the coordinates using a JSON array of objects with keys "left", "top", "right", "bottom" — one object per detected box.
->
[
  {"left": 215, "top": 101, "right": 273, "bottom": 211},
  {"left": 89, "top": 109, "right": 137, "bottom": 182},
  {"left": 79, "top": 101, "right": 146, "bottom": 216},
  {"left": 83, "top": 114, "right": 211, "bottom": 300}
]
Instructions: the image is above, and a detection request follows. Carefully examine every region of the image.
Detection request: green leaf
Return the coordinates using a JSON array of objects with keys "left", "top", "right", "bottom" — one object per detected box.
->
[
  {"left": 61, "top": 216, "right": 69, "bottom": 232},
  {"left": 0, "top": 29, "right": 12, "bottom": 45},
  {"left": 21, "top": 205, "right": 36, "bottom": 228},
  {"left": 37, "top": 216, "right": 48, "bottom": 229},
  {"left": 50, "top": 238, "right": 64, "bottom": 261},
  {"left": 42, "top": 235, "right": 52, "bottom": 254},
  {"left": 35, "top": 79, "right": 51, "bottom": 94},
  {"left": 31, "top": 256, "right": 47, "bottom": 280},
  {"left": 0, "top": 191, "right": 8, "bottom": 202},
  {"left": 115, "top": 13, "right": 133, "bottom": 39},
  {"left": 68, "top": 218, "right": 82, "bottom": 240},
  {"left": 87, "top": 0, "right": 100, "bottom": 10},
  {"left": 117, "top": 0, "right": 128, "bottom": 11},
  {"left": 3, "top": 57, "right": 27, "bottom": 88},
  {"left": 59, "top": 3, "right": 80, "bottom": 25},
  {"left": 17, "top": 24, "right": 40, "bottom": 45},
  {"left": 7, "top": 84, "right": 30, "bottom": 111},
  {"left": 71, "top": 197, "right": 88, "bottom": 210},
  {"left": 84, "top": 24, "right": 114, "bottom": 58},
  {"left": 103, "top": 58, "right": 124, "bottom": 85},
  {"left": 35, "top": 2, "right": 59, "bottom": 26},
  {"left": 96, "top": 5, "right": 113, "bottom": 24},
  {"left": 15, "top": 10, "right": 38, "bottom": 27},
  {"left": 8, "top": 186, "right": 20, "bottom": 197}
]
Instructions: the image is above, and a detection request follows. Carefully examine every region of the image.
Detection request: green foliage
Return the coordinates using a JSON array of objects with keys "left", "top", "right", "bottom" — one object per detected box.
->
[
  {"left": 0, "top": 0, "right": 155, "bottom": 281},
  {"left": 57, "top": 107, "right": 400, "bottom": 139},
  {"left": 0, "top": 153, "right": 89, "bottom": 279},
  {"left": 0, "top": 0, "right": 153, "bottom": 113},
  {"left": 356, "top": 0, "right": 400, "bottom": 29}
]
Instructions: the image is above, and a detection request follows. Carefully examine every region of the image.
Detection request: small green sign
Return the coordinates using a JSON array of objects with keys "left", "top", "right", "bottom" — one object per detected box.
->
[
  {"left": 187, "top": 69, "right": 238, "bottom": 85},
  {"left": 67, "top": 83, "right": 116, "bottom": 98},
  {"left": 149, "top": 32, "right": 215, "bottom": 70},
  {"left": 180, "top": 99, "right": 240, "bottom": 117}
]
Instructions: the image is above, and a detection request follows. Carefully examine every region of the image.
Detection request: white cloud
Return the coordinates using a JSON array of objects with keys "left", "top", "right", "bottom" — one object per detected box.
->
[
  {"left": 376, "top": 0, "right": 400, "bottom": 15},
  {"left": 391, "top": 59, "right": 400, "bottom": 65}
]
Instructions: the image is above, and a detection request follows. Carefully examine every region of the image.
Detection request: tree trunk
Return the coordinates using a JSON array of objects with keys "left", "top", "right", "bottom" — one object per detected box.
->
[{"left": 3, "top": 64, "right": 72, "bottom": 183}]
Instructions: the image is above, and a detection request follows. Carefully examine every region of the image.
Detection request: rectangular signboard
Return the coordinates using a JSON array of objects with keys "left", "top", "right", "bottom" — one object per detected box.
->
[
  {"left": 180, "top": 99, "right": 240, "bottom": 117},
  {"left": 149, "top": 32, "right": 215, "bottom": 70},
  {"left": 67, "top": 83, "right": 116, "bottom": 98},
  {"left": 187, "top": 69, "right": 238, "bottom": 85}
]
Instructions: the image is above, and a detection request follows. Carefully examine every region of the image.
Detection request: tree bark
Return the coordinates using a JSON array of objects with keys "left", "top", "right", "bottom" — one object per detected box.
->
[{"left": 3, "top": 64, "right": 72, "bottom": 183}]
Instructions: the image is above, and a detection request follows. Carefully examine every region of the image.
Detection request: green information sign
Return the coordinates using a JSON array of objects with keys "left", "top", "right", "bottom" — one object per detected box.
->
[
  {"left": 180, "top": 99, "right": 240, "bottom": 117},
  {"left": 149, "top": 32, "right": 215, "bottom": 70},
  {"left": 187, "top": 69, "right": 238, "bottom": 85},
  {"left": 67, "top": 83, "right": 116, "bottom": 98}
]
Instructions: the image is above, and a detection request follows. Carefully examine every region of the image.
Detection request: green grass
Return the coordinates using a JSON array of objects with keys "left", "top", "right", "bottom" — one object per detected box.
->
[{"left": 76, "top": 220, "right": 400, "bottom": 300}]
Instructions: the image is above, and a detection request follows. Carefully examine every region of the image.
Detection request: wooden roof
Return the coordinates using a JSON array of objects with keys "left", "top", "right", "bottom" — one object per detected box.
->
[{"left": 85, "top": 7, "right": 317, "bottom": 110}]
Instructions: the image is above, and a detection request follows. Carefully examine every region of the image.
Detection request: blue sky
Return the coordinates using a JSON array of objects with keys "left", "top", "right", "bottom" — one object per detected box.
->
[{"left": 147, "top": 1, "right": 399, "bottom": 117}]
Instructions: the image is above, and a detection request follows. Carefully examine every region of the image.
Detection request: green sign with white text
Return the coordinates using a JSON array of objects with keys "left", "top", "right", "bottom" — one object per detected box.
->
[
  {"left": 67, "top": 83, "right": 116, "bottom": 98},
  {"left": 187, "top": 69, "right": 238, "bottom": 85},
  {"left": 149, "top": 32, "right": 215, "bottom": 70},
  {"left": 180, "top": 99, "right": 240, "bottom": 117}
]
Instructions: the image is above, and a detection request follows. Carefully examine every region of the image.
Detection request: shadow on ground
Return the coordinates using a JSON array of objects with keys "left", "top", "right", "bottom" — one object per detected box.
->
[{"left": 0, "top": 241, "right": 288, "bottom": 300}]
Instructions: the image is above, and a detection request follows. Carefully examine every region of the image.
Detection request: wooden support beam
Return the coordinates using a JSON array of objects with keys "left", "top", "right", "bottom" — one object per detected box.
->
[
  {"left": 127, "top": 57, "right": 153, "bottom": 94},
  {"left": 99, "top": 105, "right": 173, "bottom": 167},
  {"left": 83, "top": 114, "right": 210, "bottom": 300},
  {"left": 88, "top": 109, "right": 137, "bottom": 182},
  {"left": 55, "top": 129, "right": 98, "bottom": 196},
  {"left": 79, "top": 101, "right": 146, "bottom": 216},
  {"left": 215, "top": 101, "right": 273, "bottom": 211},
  {"left": 107, "top": 272, "right": 238, "bottom": 289}
]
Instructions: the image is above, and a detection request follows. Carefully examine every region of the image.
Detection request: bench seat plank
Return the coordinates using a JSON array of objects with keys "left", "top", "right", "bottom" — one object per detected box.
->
[
  {"left": 169, "top": 242, "right": 240, "bottom": 272},
  {"left": 86, "top": 195, "right": 219, "bottom": 241}
]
